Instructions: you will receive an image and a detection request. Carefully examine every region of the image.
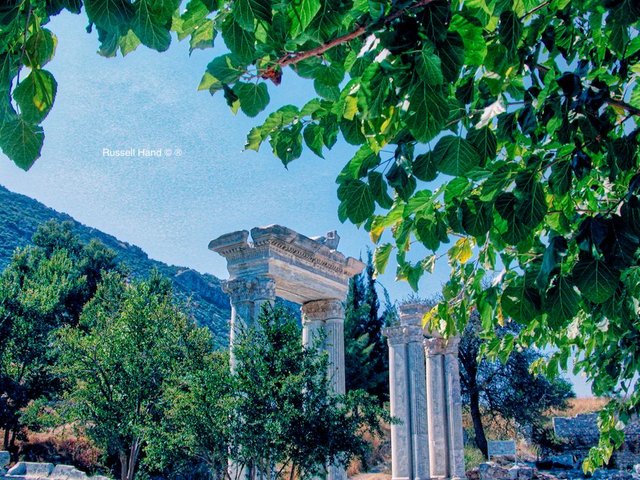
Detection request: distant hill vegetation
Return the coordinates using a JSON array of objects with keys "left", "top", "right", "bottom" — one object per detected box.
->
[{"left": 0, "top": 185, "right": 231, "bottom": 346}]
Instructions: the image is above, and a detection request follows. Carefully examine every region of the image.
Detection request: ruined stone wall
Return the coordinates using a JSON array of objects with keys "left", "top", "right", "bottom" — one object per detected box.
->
[
  {"left": 553, "top": 414, "right": 640, "bottom": 469},
  {"left": 0, "top": 453, "right": 109, "bottom": 480}
]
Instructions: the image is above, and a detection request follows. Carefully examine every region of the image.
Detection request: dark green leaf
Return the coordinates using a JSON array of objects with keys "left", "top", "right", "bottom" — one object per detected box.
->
[
  {"left": 405, "top": 82, "right": 449, "bottom": 142},
  {"left": 499, "top": 10, "right": 522, "bottom": 57},
  {"left": 13, "top": 69, "right": 57, "bottom": 124},
  {"left": 432, "top": 136, "right": 481, "bottom": 176},
  {"left": 413, "top": 152, "right": 437, "bottom": 182},
  {"left": 461, "top": 197, "right": 492, "bottom": 238},
  {"left": 221, "top": 18, "right": 256, "bottom": 61},
  {"left": 85, "top": 0, "right": 134, "bottom": 31},
  {"left": 337, "top": 179, "right": 375, "bottom": 224},
  {"left": 573, "top": 258, "right": 619, "bottom": 304},
  {"left": 234, "top": 0, "right": 271, "bottom": 31},
  {"left": 303, "top": 123, "right": 324, "bottom": 158},
  {"left": 0, "top": 116, "right": 44, "bottom": 170},
  {"left": 368, "top": 171, "right": 393, "bottom": 209},
  {"left": 234, "top": 82, "right": 270, "bottom": 117},
  {"left": 547, "top": 276, "right": 580, "bottom": 326},
  {"left": 467, "top": 126, "right": 497, "bottom": 161}
]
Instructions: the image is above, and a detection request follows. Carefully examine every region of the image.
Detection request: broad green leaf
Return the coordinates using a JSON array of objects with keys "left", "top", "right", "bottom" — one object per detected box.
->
[
  {"left": 499, "top": 10, "right": 522, "bottom": 57},
  {"left": 547, "top": 275, "right": 579, "bottom": 325},
  {"left": 573, "top": 258, "right": 619, "bottom": 304},
  {"left": 234, "top": 82, "right": 270, "bottom": 117},
  {"left": 85, "top": 0, "right": 134, "bottom": 31},
  {"left": 271, "top": 124, "right": 302, "bottom": 166},
  {"left": 516, "top": 182, "right": 547, "bottom": 228},
  {"left": 405, "top": 82, "right": 449, "bottom": 143},
  {"left": 221, "top": 18, "right": 256, "bottom": 61},
  {"left": 119, "top": 30, "right": 141, "bottom": 55},
  {"left": 13, "top": 69, "right": 57, "bottom": 124},
  {"left": 206, "top": 54, "right": 243, "bottom": 85},
  {"left": 234, "top": 0, "right": 271, "bottom": 31},
  {"left": 373, "top": 243, "right": 393, "bottom": 275},
  {"left": 25, "top": 28, "right": 57, "bottom": 68},
  {"left": 433, "top": 136, "right": 481, "bottom": 176},
  {"left": 467, "top": 127, "right": 497, "bottom": 161},
  {"left": 288, "top": 0, "right": 320, "bottom": 37},
  {"left": 0, "top": 116, "right": 44, "bottom": 171},
  {"left": 132, "top": 0, "right": 172, "bottom": 52},
  {"left": 413, "top": 152, "right": 437, "bottom": 182},
  {"left": 337, "top": 179, "right": 375, "bottom": 224},
  {"left": 189, "top": 19, "right": 215, "bottom": 52},
  {"left": 461, "top": 197, "right": 492, "bottom": 237},
  {"left": 501, "top": 278, "right": 540, "bottom": 324},
  {"left": 417, "top": 42, "right": 443, "bottom": 86},
  {"left": 436, "top": 32, "right": 464, "bottom": 82},
  {"left": 450, "top": 15, "right": 486, "bottom": 66},
  {"left": 303, "top": 123, "right": 324, "bottom": 158},
  {"left": 368, "top": 171, "right": 393, "bottom": 209}
]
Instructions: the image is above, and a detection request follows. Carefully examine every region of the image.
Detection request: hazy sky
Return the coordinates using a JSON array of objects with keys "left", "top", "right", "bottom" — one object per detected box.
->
[{"left": 0, "top": 12, "right": 591, "bottom": 396}]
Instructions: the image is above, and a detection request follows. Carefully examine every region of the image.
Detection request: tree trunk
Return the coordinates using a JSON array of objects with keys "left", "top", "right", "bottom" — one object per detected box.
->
[
  {"left": 469, "top": 388, "right": 488, "bottom": 458},
  {"left": 3, "top": 428, "right": 9, "bottom": 451}
]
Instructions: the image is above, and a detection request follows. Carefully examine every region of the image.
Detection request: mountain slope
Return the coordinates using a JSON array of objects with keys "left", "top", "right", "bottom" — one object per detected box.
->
[{"left": 0, "top": 185, "right": 231, "bottom": 346}]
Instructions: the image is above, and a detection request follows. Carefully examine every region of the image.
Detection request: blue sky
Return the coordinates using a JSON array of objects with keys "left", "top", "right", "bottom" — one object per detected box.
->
[{"left": 0, "top": 11, "right": 592, "bottom": 397}]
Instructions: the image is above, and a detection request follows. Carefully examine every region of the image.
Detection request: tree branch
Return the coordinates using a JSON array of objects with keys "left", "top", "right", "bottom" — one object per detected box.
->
[
  {"left": 607, "top": 97, "right": 640, "bottom": 117},
  {"left": 270, "top": 0, "right": 436, "bottom": 71}
]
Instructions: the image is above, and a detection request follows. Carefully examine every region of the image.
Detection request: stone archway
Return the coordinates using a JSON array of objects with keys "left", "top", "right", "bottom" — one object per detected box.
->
[{"left": 209, "top": 225, "right": 365, "bottom": 480}]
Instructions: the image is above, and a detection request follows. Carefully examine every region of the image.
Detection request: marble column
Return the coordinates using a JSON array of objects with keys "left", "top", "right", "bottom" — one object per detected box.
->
[
  {"left": 301, "top": 299, "right": 347, "bottom": 480},
  {"left": 384, "top": 303, "right": 430, "bottom": 480},
  {"left": 301, "top": 299, "right": 346, "bottom": 394},
  {"left": 424, "top": 336, "right": 465, "bottom": 480}
]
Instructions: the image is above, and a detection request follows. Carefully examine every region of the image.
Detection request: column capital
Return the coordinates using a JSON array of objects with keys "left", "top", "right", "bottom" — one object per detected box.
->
[
  {"left": 301, "top": 298, "right": 344, "bottom": 322},
  {"left": 384, "top": 325, "right": 424, "bottom": 346},
  {"left": 424, "top": 336, "right": 460, "bottom": 356},
  {"left": 222, "top": 276, "right": 276, "bottom": 303}
]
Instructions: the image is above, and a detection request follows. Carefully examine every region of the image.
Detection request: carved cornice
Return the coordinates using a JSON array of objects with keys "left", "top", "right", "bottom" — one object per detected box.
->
[
  {"left": 424, "top": 336, "right": 460, "bottom": 356},
  {"left": 222, "top": 276, "right": 276, "bottom": 303},
  {"left": 301, "top": 299, "right": 344, "bottom": 322},
  {"left": 384, "top": 325, "right": 424, "bottom": 345}
]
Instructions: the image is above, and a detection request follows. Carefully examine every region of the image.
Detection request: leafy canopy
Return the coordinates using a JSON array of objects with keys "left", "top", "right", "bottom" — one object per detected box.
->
[{"left": 3, "top": 0, "right": 640, "bottom": 470}]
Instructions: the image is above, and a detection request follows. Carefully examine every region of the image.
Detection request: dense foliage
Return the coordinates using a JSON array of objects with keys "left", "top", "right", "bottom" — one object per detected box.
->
[
  {"left": 344, "top": 252, "right": 391, "bottom": 403},
  {"left": 0, "top": 221, "right": 116, "bottom": 452},
  {"left": 458, "top": 312, "right": 574, "bottom": 458},
  {"left": 3, "top": 0, "right": 640, "bottom": 469},
  {"left": 55, "top": 271, "right": 215, "bottom": 480},
  {"left": 0, "top": 187, "right": 232, "bottom": 343}
]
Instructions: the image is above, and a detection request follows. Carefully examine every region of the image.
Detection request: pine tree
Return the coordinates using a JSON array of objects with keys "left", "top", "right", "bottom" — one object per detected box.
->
[{"left": 344, "top": 252, "right": 389, "bottom": 403}]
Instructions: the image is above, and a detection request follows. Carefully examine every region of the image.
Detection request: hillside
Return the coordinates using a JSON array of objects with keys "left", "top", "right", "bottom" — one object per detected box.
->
[{"left": 0, "top": 185, "right": 231, "bottom": 346}]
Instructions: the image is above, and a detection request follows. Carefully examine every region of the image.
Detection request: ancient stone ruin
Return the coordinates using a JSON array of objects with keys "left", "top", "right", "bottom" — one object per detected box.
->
[
  {"left": 210, "top": 225, "right": 365, "bottom": 480},
  {"left": 553, "top": 413, "right": 640, "bottom": 469},
  {"left": 384, "top": 303, "right": 466, "bottom": 480},
  {"left": 0, "top": 454, "right": 108, "bottom": 480}
]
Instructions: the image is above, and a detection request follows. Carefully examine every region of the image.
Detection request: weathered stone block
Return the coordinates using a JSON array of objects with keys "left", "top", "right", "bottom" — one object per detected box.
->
[
  {"left": 479, "top": 462, "right": 511, "bottom": 480},
  {"left": 50, "top": 465, "right": 88, "bottom": 479},
  {"left": 548, "top": 454, "right": 576, "bottom": 469},
  {"left": 0, "top": 451, "right": 10, "bottom": 470},
  {"left": 6, "top": 462, "right": 54, "bottom": 477}
]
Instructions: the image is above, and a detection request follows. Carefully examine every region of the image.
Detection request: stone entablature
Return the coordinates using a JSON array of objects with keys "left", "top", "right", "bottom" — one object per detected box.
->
[{"left": 209, "top": 225, "right": 363, "bottom": 304}]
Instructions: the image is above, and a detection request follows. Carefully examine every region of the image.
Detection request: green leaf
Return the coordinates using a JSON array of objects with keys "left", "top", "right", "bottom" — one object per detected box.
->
[
  {"left": 85, "top": 0, "right": 134, "bottom": 31},
  {"left": 337, "top": 179, "right": 375, "bottom": 224},
  {"left": 234, "top": 0, "right": 271, "bottom": 31},
  {"left": 461, "top": 197, "right": 492, "bottom": 238},
  {"left": 303, "top": 123, "right": 324, "bottom": 158},
  {"left": 221, "top": 18, "right": 256, "bottom": 61},
  {"left": 288, "top": 0, "right": 321, "bottom": 37},
  {"left": 501, "top": 278, "right": 540, "bottom": 324},
  {"left": 25, "top": 28, "right": 57, "bottom": 68},
  {"left": 547, "top": 275, "right": 579, "bottom": 325},
  {"left": 373, "top": 243, "right": 393, "bottom": 275},
  {"left": 206, "top": 54, "right": 243, "bottom": 85},
  {"left": 13, "top": 69, "right": 57, "bottom": 124},
  {"left": 432, "top": 136, "right": 481, "bottom": 176},
  {"left": 405, "top": 82, "right": 449, "bottom": 143},
  {"left": 271, "top": 124, "right": 303, "bottom": 166},
  {"left": 467, "top": 127, "right": 497, "bottom": 161},
  {"left": 234, "top": 82, "right": 270, "bottom": 117},
  {"left": 417, "top": 42, "right": 443, "bottom": 86},
  {"left": 413, "top": 152, "right": 437, "bottom": 182},
  {"left": 368, "top": 171, "right": 393, "bottom": 209},
  {"left": 499, "top": 10, "right": 522, "bottom": 57},
  {"left": 119, "top": 30, "right": 141, "bottom": 55},
  {"left": 436, "top": 32, "right": 464, "bottom": 82},
  {"left": 450, "top": 15, "right": 486, "bottom": 66},
  {"left": 0, "top": 116, "right": 44, "bottom": 170},
  {"left": 132, "top": 0, "right": 173, "bottom": 52},
  {"left": 448, "top": 237, "right": 473, "bottom": 264},
  {"left": 189, "top": 19, "right": 215, "bottom": 52},
  {"left": 573, "top": 258, "right": 619, "bottom": 304},
  {"left": 516, "top": 182, "right": 547, "bottom": 228}
]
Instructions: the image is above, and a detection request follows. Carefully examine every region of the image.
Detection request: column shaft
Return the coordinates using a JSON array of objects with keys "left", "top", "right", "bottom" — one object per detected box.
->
[
  {"left": 444, "top": 342, "right": 465, "bottom": 480},
  {"left": 425, "top": 339, "right": 448, "bottom": 480}
]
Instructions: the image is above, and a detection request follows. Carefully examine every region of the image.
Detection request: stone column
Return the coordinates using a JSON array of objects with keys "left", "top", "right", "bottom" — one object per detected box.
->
[
  {"left": 301, "top": 299, "right": 347, "bottom": 480},
  {"left": 301, "top": 299, "right": 346, "bottom": 394},
  {"left": 444, "top": 338, "right": 465, "bottom": 480},
  {"left": 385, "top": 303, "right": 430, "bottom": 480},
  {"left": 424, "top": 335, "right": 465, "bottom": 480}
]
